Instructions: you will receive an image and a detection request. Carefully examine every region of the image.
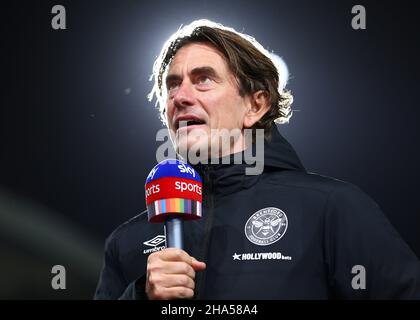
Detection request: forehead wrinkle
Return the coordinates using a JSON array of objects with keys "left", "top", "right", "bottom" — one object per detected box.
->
[{"left": 165, "top": 43, "right": 241, "bottom": 94}]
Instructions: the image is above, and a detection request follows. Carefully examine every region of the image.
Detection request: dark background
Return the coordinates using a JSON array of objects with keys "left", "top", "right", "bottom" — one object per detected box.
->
[{"left": 1, "top": 0, "right": 419, "bottom": 299}]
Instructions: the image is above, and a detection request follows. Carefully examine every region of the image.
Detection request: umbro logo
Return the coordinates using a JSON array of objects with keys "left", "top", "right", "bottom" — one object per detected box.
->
[
  {"left": 143, "top": 235, "right": 166, "bottom": 247},
  {"left": 143, "top": 235, "right": 166, "bottom": 254}
]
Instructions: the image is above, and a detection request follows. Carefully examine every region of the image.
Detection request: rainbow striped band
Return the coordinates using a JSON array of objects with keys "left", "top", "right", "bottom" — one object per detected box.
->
[{"left": 147, "top": 198, "right": 202, "bottom": 223}]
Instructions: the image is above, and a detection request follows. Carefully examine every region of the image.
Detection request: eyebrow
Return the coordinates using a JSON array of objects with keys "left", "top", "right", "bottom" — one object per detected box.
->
[{"left": 165, "top": 66, "right": 220, "bottom": 87}]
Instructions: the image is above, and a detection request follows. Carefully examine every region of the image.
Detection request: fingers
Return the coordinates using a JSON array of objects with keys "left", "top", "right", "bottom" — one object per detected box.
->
[
  {"left": 148, "top": 248, "right": 206, "bottom": 275},
  {"left": 164, "top": 287, "right": 195, "bottom": 299},
  {"left": 191, "top": 257, "right": 206, "bottom": 271},
  {"left": 150, "top": 286, "right": 195, "bottom": 300},
  {"left": 149, "top": 274, "right": 195, "bottom": 290},
  {"left": 146, "top": 248, "right": 205, "bottom": 300},
  {"left": 155, "top": 260, "right": 196, "bottom": 279},
  {"left": 154, "top": 248, "right": 194, "bottom": 264}
]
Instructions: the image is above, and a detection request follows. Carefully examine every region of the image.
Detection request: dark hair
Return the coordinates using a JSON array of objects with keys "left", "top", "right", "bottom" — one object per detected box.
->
[{"left": 148, "top": 20, "right": 293, "bottom": 138}]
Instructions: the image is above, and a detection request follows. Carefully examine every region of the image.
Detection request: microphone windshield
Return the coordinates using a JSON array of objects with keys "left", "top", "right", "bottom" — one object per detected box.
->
[{"left": 145, "top": 159, "right": 202, "bottom": 223}]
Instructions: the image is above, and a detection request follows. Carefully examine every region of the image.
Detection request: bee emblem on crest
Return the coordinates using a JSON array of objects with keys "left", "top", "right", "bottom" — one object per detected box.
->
[{"left": 245, "top": 207, "right": 288, "bottom": 246}]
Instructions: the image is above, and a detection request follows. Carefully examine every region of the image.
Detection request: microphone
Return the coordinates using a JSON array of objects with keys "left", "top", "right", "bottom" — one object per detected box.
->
[{"left": 145, "top": 159, "right": 202, "bottom": 249}]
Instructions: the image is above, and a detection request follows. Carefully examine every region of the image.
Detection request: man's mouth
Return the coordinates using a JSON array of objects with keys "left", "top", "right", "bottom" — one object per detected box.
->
[{"left": 175, "top": 116, "right": 206, "bottom": 131}]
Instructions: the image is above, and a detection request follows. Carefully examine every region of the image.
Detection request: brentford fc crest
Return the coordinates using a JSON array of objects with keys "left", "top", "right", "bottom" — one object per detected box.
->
[{"left": 245, "top": 207, "right": 288, "bottom": 246}]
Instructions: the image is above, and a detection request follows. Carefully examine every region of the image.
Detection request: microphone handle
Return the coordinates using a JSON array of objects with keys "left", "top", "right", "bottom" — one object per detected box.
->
[{"left": 165, "top": 216, "right": 184, "bottom": 249}]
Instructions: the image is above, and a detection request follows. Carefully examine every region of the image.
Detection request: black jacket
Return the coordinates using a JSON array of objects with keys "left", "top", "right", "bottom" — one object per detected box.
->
[{"left": 94, "top": 125, "right": 420, "bottom": 299}]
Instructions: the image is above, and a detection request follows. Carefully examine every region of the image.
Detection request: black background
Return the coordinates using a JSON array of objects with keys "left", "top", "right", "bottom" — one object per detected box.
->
[{"left": 1, "top": 0, "right": 419, "bottom": 299}]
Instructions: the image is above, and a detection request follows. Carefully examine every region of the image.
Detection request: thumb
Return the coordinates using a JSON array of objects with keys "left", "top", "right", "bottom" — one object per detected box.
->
[{"left": 191, "top": 257, "right": 206, "bottom": 271}]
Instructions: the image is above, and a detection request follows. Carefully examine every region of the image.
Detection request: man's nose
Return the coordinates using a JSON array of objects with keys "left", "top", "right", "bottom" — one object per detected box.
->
[{"left": 173, "top": 81, "right": 195, "bottom": 108}]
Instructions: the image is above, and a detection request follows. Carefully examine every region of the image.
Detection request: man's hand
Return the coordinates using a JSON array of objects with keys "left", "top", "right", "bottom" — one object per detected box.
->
[{"left": 145, "top": 248, "right": 206, "bottom": 300}]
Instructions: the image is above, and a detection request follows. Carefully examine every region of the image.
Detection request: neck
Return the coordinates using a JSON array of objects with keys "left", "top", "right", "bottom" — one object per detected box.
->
[{"left": 220, "top": 133, "right": 247, "bottom": 158}]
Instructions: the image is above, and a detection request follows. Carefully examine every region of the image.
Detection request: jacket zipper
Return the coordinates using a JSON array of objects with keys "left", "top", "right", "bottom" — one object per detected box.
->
[{"left": 194, "top": 164, "right": 215, "bottom": 299}]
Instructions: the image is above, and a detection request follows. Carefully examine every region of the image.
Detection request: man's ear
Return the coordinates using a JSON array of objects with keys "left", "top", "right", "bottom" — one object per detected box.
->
[{"left": 243, "top": 90, "right": 270, "bottom": 128}]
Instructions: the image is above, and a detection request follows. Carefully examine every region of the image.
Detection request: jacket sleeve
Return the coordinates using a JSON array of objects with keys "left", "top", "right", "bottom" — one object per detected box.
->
[
  {"left": 324, "top": 183, "right": 420, "bottom": 299},
  {"left": 94, "top": 234, "right": 148, "bottom": 300}
]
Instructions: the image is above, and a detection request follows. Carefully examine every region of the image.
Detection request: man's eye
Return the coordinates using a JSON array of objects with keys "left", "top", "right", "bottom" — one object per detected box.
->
[
  {"left": 167, "top": 82, "right": 180, "bottom": 90},
  {"left": 197, "top": 76, "right": 212, "bottom": 85}
]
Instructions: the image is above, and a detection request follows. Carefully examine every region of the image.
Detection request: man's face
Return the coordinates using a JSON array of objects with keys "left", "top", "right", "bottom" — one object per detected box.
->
[{"left": 165, "top": 42, "right": 250, "bottom": 158}]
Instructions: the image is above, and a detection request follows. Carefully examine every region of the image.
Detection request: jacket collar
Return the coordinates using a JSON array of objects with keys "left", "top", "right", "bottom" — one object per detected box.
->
[
  {"left": 264, "top": 124, "right": 305, "bottom": 171},
  {"left": 191, "top": 124, "right": 305, "bottom": 195}
]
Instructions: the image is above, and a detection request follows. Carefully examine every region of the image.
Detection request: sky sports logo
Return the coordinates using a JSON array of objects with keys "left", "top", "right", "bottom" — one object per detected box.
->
[
  {"left": 145, "top": 180, "right": 202, "bottom": 198},
  {"left": 145, "top": 159, "right": 202, "bottom": 206},
  {"left": 146, "top": 161, "right": 197, "bottom": 181},
  {"left": 145, "top": 184, "right": 160, "bottom": 197},
  {"left": 175, "top": 181, "right": 202, "bottom": 195},
  {"left": 177, "top": 163, "right": 196, "bottom": 178},
  {"left": 147, "top": 166, "right": 159, "bottom": 180}
]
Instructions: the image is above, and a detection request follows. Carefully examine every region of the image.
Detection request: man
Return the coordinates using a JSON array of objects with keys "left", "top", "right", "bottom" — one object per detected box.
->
[{"left": 94, "top": 19, "right": 420, "bottom": 299}]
